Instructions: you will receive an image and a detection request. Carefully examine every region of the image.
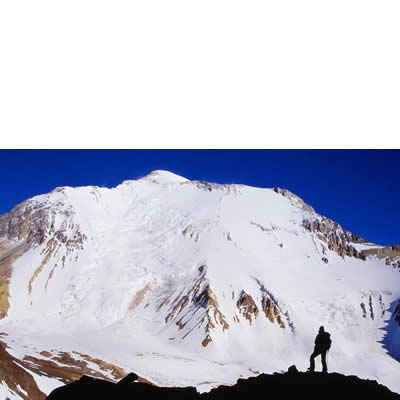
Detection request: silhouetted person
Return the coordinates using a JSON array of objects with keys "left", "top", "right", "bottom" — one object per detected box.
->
[{"left": 309, "top": 326, "right": 331, "bottom": 373}]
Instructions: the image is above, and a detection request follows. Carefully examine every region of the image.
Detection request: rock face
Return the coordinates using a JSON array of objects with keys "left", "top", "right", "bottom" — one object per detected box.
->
[
  {"left": 236, "top": 291, "right": 259, "bottom": 325},
  {"left": 273, "top": 188, "right": 315, "bottom": 213},
  {"left": 158, "top": 266, "right": 229, "bottom": 347},
  {"left": 0, "top": 334, "right": 128, "bottom": 400},
  {"left": 361, "top": 245, "right": 400, "bottom": 268},
  {"left": 0, "top": 241, "right": 29, "bottom": 318},
  {"left": 302, "top": 216, "right": 400, "bottom": 266},
  {"left": 46, "top": 367, "right": 400, "bottom": 400},
  {"left": 261, "top": 293, "right": 285, "bottom": 328},
  {"left": 0, "top": 191, "right": 87, "bottom": 319},
  {"left": 0, "top": 340, "right": 46, "bottom": 400},
  {"left": 302, "top": 217, "right": 367, "bottom": 260},
  {"left": 0, "top": 191, "right": 85, "bottom": 250}
]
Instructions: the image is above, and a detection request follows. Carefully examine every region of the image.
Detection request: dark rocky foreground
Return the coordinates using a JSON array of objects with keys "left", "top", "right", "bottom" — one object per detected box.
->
[{"left": 46, "top": 365, "right": 400, "bottom": 400}]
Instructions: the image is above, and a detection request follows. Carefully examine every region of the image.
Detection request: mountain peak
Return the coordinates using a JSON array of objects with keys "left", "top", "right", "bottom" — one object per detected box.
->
[{"left": 139, "top": 170, "right": 190, "bottom": 185}]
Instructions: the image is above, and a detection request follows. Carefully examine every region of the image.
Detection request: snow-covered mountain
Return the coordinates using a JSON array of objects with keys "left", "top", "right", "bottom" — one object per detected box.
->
[{"left": 0, "top": 170, "right": 399, "bottom": 399}]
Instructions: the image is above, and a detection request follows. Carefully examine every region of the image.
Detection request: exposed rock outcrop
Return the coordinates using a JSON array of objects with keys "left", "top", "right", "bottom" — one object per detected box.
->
[
  {"left": 303, "top": 217, "right": 367, "bottom": 260},
  {"left": 0, "top": 334, "right": 129, "bottom": 400},
  {"left": 182, "top": 225, "right": 200, "bottom": 242},
  {"left": 160, "top": 270, "right": 229, "bottom": 346},
  {"left": 304, "top": 215, "right": 400, "bottom": 267},
  {"left": 361, "top": 302, "right": 367, "bottom": 318},
  {"left": 273, "top": 188, "right": 315, "bottom": 213},
  {"left": 0, "top": 199, "right": 59, "bottom": 246},
  {"left": 0, "top": 198, "right": 87, "bottom": 315},
  {"left": 0, "top": 199, "right": 61, "bottom": 318},
  {"left": 197, "top": 287, "right": 229, "bottom": 333},
  {"left": 129, "top": 284, "right": 151, "bottom": 310},
  {"left": 236, "top": 291, "right": 259, "bottom": 325},
  {"left": 190, "top": 181, "right": 238, "bottom": 194},
  {"left": 0, "top": 339, "right": 46, "bottom": 400},
  {"left": 361, "top": 245, "right": 400, "bottom": 268},
  {"left": 261, "top": 293, "right": 285, "bottom": 328},
  {"left": 0, "top": 241, "right": 29, "bottom": 318},
  {"left": 360, "top": 293, "right": 386, "bottom": 320},
  {"left": 0, "top": 197, "right": 86, "bottom": 252}
]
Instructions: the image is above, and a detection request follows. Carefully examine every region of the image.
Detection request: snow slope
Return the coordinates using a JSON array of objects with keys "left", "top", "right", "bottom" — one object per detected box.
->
[{"left": 0, "top": 170, "right": 399, "bottom": 398}]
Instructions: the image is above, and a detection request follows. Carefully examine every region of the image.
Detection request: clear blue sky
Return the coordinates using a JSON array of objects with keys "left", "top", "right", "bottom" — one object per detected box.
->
[{"left": 1, "top": 149, "right": 399, "bottom": 246}]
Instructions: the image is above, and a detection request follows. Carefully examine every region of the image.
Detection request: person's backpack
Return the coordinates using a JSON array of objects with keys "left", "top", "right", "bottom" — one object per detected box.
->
[{"left": 324, "top": 332, "right": 332, "bottom": 350}]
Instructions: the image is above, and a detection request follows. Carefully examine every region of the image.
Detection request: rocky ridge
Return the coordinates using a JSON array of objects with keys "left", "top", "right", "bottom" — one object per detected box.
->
[
  {"left": 46, "top": 366, "right": 400, "bottom": 400},
  {"left": 302, "top": 215, "right": 400, "bottom": 266},
  {"left": 302, "top": 216, "right": 367, "bottom": 260},
  {"left": 0, "top": 190, "right": 87, "bottom": 319}
]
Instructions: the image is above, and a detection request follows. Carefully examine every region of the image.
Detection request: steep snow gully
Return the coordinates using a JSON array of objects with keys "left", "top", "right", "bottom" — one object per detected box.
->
[{"left": 0, "top": 170, "right": 399, "bottom": 399}]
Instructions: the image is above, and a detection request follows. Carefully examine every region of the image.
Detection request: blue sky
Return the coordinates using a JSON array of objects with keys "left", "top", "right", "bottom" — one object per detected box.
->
[{"left": 1, "top": 149, "right": 399, "bottom": 246}]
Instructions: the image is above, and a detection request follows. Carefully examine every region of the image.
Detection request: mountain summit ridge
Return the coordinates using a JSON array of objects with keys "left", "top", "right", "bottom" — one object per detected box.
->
[{"left": 0, "top": 171, "right": 399, "bottom": 399}]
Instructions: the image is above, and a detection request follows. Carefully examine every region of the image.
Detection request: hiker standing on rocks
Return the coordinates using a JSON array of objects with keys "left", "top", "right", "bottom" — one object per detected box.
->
[{"left": 308, "top": 326, "right": 331, "bottom": 373}]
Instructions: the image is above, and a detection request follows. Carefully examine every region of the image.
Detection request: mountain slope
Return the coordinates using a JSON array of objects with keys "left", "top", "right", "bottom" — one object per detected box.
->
[{"left": 0, "top": 170, "right": 399, "bottom": 399}]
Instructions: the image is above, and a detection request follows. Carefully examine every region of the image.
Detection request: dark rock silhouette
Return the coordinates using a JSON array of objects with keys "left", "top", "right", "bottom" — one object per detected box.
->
[{"left": 46, "top": 365, "right": 400, "bottom": 400}]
